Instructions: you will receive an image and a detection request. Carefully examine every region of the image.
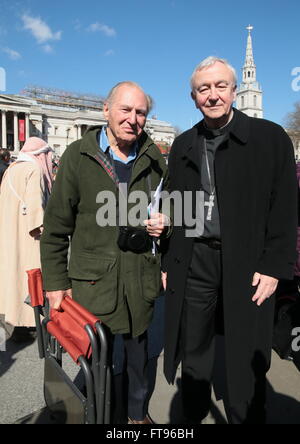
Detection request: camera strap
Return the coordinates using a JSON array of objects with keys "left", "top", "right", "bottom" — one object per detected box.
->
[{"left": 106, "top": 151, "right": 153, "bottom": 228}]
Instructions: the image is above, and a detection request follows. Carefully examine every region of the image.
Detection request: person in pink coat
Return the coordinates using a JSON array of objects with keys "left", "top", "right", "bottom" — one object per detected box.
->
[{"left": 0, "top": 137, "right": 53, "bottom": 340}]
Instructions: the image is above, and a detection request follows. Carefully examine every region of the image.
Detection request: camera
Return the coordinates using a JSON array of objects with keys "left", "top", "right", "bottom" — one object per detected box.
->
[{"left": 117, "top": 226, "right": 152, "bottom": 253}]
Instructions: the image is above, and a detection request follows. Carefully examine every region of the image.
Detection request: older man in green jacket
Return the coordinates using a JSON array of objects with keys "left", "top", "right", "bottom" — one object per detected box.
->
[{"left": 40, "top": 81, "right": 170, "bottom": 424}]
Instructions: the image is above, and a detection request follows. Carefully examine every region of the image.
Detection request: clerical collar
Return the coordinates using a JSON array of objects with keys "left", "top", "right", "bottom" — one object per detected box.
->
[{"left": 203, "top": 111, "right": 236, "bottom": 139}]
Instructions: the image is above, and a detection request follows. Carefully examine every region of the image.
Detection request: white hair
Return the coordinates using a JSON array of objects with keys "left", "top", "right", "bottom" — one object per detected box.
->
[{"left": 190, "top": 56, "right": 237, "bottom": 91}]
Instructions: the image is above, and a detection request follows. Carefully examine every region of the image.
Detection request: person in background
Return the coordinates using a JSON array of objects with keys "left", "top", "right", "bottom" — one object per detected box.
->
[
  {"left": 0, "top": 148, "right": 11, "bottom": 185},
  {"left": 294, "top": 162, "right": 300, "bottom": 284},
  {"left": 0, "top": 137, "right": 53, "bottom": 341}
]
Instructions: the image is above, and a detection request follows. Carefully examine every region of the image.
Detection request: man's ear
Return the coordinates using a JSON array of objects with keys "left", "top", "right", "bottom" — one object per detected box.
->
[
  {"left": 191, "top": 91, "right": 199, "bottom": 110},
  {"left": 232, "top": 85, "right": 237, "bottom": 102},
  {"left": 103, "top": 101, "right": 109, "bottom": 120}
]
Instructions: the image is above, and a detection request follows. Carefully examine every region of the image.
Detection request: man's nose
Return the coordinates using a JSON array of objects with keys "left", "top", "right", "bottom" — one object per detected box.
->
[
  {"left": 208, "top": 86, "right": 219, "bottom": 101},
  {"left": 128, "top": 110, "right": 137, "bottom": 124}
]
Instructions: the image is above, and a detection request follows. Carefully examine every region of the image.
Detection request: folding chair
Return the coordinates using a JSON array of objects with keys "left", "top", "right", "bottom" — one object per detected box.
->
[{"left": 27, "top": 269, "right": 111, "bottom": 424}]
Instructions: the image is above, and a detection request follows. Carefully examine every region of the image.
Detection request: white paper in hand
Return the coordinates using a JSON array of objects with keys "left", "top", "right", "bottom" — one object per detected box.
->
[
  {"left": 147, "top": 178, "right": 164, "bottom": 255},
  {"left": 148, "top": 178, "right": 163, "bottom": 216}
]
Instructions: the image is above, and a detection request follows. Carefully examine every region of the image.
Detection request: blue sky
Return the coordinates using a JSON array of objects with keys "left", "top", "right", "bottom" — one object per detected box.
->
[{"left": 0, "top": 0, "right": 300, "bottom": 131}]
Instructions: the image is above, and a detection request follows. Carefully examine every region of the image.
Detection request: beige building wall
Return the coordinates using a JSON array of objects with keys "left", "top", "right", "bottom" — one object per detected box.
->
[{"left": 0, "top": 94, "right": 176, "bottom": 157}]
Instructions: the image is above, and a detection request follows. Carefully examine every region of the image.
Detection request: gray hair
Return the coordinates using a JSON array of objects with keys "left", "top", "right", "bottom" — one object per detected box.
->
[
  {"left": 190, "top": 56, "right": 237, "bottom": 91},
  {"left": 105, "top": 81, "right": 153, "bottom": 115}
]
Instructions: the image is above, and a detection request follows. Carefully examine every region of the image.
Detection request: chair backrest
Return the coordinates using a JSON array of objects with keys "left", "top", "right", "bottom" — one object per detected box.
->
[{"left": 26, "top": 269, "right": 111, "bottom": 424}]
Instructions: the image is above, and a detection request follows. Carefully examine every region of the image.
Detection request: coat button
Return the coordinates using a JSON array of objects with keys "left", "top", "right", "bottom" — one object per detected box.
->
[
  {"left": 175, "top": 257, "right": 180, "bottom": 264},
  {"left": 170, "top": 288, "right": 175, "bottom": 294}
]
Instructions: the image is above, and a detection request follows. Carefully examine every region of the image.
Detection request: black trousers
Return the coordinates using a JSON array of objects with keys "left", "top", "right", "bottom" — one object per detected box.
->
[
  {"left": 181, "top": 242, "right": 266, "bottom": 424},
  {"left": 109, "top": 332, "right": 149, "bottom": 422}
]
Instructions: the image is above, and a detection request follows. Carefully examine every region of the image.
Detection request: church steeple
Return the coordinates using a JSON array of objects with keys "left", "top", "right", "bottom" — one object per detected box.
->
[
  {"left": 236, "top": 25, "right": 263, "bottom": 118},
  {"left": 243, "top": 25, "right": 256, "bottom": 83}
]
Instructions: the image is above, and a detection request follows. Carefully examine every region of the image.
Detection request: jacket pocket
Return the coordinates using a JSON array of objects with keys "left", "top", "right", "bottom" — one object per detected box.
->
[
  {"left": 141, "top": 253, "right": 161, "bottom": 304},
  {"left": 69, "top": 254, "right": 118, "bottom": 315}
]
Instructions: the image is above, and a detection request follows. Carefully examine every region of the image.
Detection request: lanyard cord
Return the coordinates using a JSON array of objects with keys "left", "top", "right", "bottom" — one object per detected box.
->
[
  {"left": 204, "top": 138, "right": 215, "bottom": 196},
  {"left": 107, "top": 151, "right": 152, "bottom": 227},
  {"left": 7, "top": 167, "right": 27, "bottom": 215}
]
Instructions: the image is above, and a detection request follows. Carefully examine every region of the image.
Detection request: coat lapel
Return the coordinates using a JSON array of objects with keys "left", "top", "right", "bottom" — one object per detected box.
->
[
  {"left": 129, "top": 132, "right": 157, "bottom": 187},
  {"left": 181, "top": 125, "right": 203, "bottom": 191},
  {"left": 130, "top": 155, "right": 151, "bottom": 188},
  {"left": 184, "top": 126, "right": 202, "bottom": 170}
]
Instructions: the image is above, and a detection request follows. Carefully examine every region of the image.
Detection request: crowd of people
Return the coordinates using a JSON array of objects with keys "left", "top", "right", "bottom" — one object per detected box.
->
[{"left": 0, "top": 56, "right": 299, "bottom": 425}]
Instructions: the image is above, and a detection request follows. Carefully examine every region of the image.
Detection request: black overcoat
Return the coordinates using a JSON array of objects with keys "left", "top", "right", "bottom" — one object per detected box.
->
[{"left": 163, "top": 109, "right": 298, "bottom": 405}]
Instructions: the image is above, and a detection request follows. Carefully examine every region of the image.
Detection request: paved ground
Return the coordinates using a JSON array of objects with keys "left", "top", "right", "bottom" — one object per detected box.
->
[
  {"left": 1, "top": 316, "right": 300, "bottom": 424},
  {"left": 150, "top": 352, "right": 300, "bottom": 424}
]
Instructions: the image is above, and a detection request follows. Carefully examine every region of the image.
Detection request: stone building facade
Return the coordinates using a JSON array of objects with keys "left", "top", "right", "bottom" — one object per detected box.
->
[{"left": 0, "top": 91, "right": 176, "bottom": 157}]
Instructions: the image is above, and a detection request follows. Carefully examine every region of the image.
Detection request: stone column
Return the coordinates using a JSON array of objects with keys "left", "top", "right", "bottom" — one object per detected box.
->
[
  {"left": 1, "top": 110, "right": 7, "bottom": 148},
  {"left": 77, "top": 124, "right": 81, "bottom": 140},
  {"left": 35, "top": 120, "right": 43, "bottom": 137},
  {"left": 25, "top": 113, "right": 30, "bottom": 140},
  {"left": 13, "top": 111, "right": 19, "bottom": 152}
]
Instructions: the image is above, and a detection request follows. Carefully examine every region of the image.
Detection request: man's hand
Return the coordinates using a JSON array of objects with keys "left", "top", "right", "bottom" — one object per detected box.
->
[
  {"left": 46, "top": 288, "right": 72, "bottom": 310},
  {"left": 144, "top": 213, "right": 171, "bottom": 238},
  {"left": 162, "top": 272, "right": 167, "bottom": 291},
  {"left": 251, "top": 273, "right": 278, "bottom": 306}
]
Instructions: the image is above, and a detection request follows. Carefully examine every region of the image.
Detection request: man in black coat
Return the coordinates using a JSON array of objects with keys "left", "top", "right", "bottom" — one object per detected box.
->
[{"left": 163, "top": 56, "right": 298, "bottom": 424}]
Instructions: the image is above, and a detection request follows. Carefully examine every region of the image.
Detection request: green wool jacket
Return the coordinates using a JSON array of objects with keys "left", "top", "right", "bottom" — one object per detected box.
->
[{"left": 40, "top": 126, "right": 169, "bottom": 337}]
